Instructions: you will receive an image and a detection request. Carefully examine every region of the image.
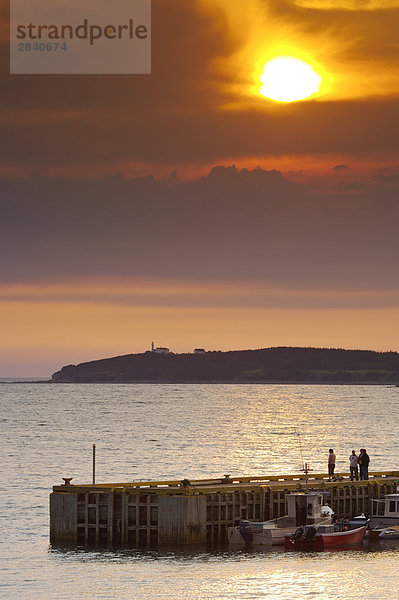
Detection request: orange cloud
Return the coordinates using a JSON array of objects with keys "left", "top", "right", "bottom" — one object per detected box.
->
[
  {"left": 204, "top": 0, "right": 399, "bottom": 103},
  {"left": 294, "top": 1, "right": 399, "bottom": 9},
  {"left": 0, "top": 279, "right": 398, "bottom": 309}
]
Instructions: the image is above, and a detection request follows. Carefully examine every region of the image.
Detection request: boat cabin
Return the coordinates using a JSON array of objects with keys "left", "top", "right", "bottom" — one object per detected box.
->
[
  {"left": 385, "top": 494, "right": 399, "bottom": 516},
  {"left": 284, "top": 492, "right": 331, "bottom": 527},
  {"left": 369, "top": 493, "right": 399, "bottom": 529},
  {"left": 372, "top": 494, "right": 399, "bottom": 517}
]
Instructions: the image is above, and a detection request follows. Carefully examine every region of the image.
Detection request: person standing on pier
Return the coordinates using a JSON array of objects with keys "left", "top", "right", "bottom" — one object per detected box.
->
[
  {"left": 328, "top": 448, "right": 336, "bottom": 481},
  {"left": 349, "top": 450, "right": 359, "bottom": 481},
  {"left": 359, "top": 448, "right": 370, "bottom": 480}
]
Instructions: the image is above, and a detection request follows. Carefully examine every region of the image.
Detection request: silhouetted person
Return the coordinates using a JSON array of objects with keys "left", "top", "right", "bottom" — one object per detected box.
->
[
  {"left": 349, "top": 450, "right": 359, "bottom": 481},
  {"left": 328, "top": 449, "right": 336, "bottom": 481},
  {"left": 359, "top": 448, "right": 370, "bottom": 480}
]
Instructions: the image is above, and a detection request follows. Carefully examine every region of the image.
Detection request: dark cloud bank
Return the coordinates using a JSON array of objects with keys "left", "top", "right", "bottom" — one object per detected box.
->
[{"left": 1, "top": 166, "right": 398, "bottom": 289}]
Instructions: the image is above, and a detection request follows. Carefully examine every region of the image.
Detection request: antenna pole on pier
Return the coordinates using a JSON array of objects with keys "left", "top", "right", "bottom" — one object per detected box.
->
[
  {"left": 92, "top": 444, "right": 96, "bottom": 487},
  {"left": 302, "top": 462, "right": 311, "bottom": 493}
]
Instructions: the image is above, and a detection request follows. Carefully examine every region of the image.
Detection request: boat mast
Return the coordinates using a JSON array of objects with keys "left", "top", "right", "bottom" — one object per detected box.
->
[{"left": 302, "top": 462, "right": 311, "bottom": 493}]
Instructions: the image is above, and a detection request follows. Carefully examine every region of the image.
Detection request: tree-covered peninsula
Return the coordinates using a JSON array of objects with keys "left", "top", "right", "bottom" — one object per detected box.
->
[{"left": 51, "top": 347, "right": 399, "bottom": 384}]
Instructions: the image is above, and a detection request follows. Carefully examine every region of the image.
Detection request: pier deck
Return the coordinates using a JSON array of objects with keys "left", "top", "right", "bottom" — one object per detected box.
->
[{"left": 50, "top": 471, "right": 399, "bottom": 547}]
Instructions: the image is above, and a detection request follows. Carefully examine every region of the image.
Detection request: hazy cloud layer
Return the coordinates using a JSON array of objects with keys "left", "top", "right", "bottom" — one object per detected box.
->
[
  {"left": 1, "top": 166, "right": 398, "bottom": 291},
  {"left": 1, "top": 281, "right": 398, "bottom": 311},
  {"left": 2, "top": 100, "right": 399, "bottom": 171}
]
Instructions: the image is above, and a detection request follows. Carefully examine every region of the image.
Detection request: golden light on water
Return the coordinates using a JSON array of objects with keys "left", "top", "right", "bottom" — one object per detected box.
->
[{"left": 260, "top": 56, "right": 322, "bottom": 102}]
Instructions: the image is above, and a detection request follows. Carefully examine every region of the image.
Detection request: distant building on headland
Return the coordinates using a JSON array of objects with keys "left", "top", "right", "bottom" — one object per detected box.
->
[
  {"left": 151, "top": 342, "right": 170, "bottom": 355},
  {"left": 149, "top": 343, "right": 207, "bottom": 355}
]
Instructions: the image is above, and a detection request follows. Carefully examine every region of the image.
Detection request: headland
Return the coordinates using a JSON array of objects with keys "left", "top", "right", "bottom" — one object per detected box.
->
[{"left": 51, "top": 347, "right": 399, "bottom": 384}]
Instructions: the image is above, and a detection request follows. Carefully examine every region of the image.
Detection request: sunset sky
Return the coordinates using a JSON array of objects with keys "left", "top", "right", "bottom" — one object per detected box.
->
[{"left": 1, "top": 0, "right": 399, "bottom": 376}]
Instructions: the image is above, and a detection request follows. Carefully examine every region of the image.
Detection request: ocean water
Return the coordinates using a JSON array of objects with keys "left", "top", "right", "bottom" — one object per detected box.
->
[{"left": 1, "top": 383, "right": 399, "bottom": 600}]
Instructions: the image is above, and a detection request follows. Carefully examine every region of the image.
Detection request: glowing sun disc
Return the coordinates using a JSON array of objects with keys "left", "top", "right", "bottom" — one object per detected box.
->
[{"left": 260, "top": 56, "right": 322, "bottom": 102}]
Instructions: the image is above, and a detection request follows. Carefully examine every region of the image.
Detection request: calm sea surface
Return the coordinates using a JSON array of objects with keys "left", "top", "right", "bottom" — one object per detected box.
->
[{"left": 1, "top": 383, "right": 399, "bottom": 600}]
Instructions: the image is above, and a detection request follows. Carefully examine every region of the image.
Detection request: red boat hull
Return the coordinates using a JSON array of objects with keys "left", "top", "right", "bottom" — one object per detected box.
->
[{"left": 285, "top": 526, "right": 367, "bottom": 550}]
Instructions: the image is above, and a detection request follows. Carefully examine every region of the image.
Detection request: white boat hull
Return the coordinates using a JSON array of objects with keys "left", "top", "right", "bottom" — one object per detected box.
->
[
  {"left": 379, "top": 529, "right": 399, "bottom": 539},
  {"left": 228, "top": 517, "right": 333, "bottom": 546},
  {"left": 228, "top": 524, "right": 295, "bottom": 546}
]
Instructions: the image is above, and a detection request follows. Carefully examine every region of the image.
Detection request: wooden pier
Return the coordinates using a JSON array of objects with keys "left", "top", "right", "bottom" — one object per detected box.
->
[{"left": 50, "top": 471, "right": 399, "bottom": 548}]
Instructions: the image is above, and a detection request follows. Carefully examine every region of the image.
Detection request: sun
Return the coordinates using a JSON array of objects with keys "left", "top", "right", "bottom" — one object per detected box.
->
[{"left": 260, "top": 56, "right": 322, "bottom": 102}]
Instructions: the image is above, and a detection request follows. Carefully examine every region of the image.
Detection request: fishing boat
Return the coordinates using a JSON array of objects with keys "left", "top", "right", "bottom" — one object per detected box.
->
[
  {"left": 369, "top": 493, "right": 399, "bottom": 535},
  {"left": 346, "top": 514, "right": 369, "bottom": 530},
  {"left": 285, "top": 523, "right": 367, "bottom": 550},
  {"left": 378, "top": 525, "right": 399, "bottom": 539},
  {"left": 228, "top": 491, "right": 334, "bottom": 546}
]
